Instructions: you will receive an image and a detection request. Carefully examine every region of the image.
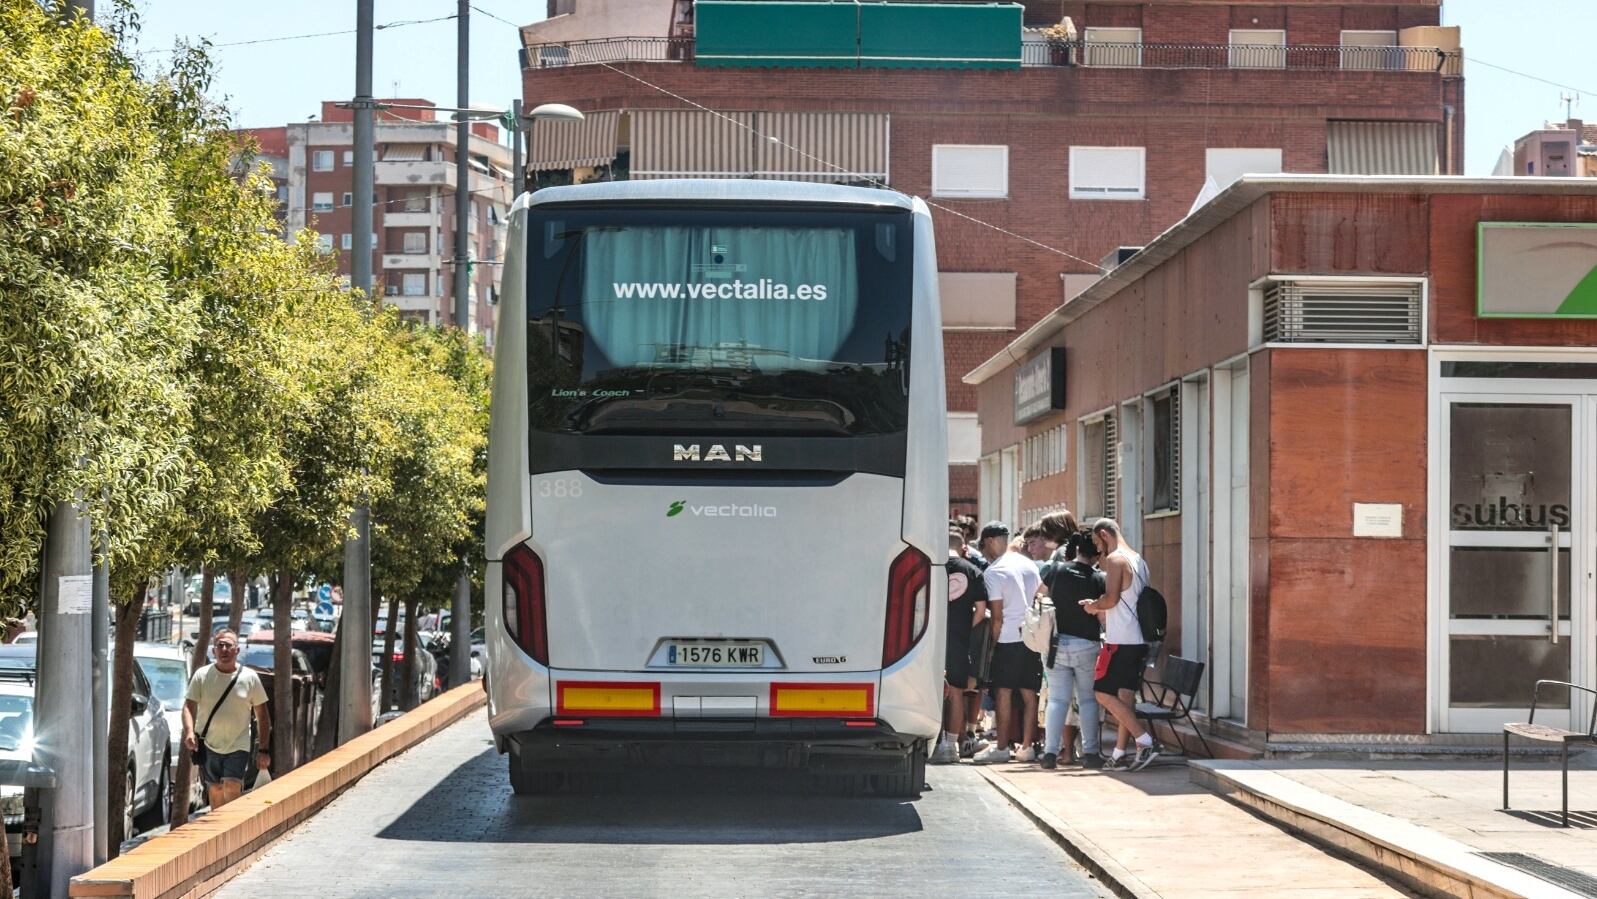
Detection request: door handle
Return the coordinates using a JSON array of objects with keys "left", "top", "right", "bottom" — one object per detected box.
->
[{"left": 1549, "top": 521, "right": 1560, "bottom": 645}]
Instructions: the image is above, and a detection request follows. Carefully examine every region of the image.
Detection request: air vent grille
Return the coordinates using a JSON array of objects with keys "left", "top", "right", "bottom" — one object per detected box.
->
[{"left": 1262, "top": 282, "right": 1422, "bottom": 345}]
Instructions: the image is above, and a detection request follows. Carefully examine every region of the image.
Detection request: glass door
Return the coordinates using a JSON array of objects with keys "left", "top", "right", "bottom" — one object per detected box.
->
[{"left": 1442, "top": 396, "right": 1578, "bottom": 732}]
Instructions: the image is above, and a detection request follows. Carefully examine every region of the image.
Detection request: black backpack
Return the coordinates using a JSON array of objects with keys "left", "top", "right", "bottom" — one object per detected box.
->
[{"left": 1137, "top": 584, "right": 1168, "bottom": 644}]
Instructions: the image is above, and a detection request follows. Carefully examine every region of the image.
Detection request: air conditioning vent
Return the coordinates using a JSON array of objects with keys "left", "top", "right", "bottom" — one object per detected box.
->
[{"left": 1262, "top": 281, "right": 1422, "bottom": 345}]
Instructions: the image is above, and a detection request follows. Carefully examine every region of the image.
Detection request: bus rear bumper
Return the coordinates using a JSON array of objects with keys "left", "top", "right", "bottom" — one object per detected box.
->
[{"left": 508, "top": 718, "right": 921, "bottom": 774}]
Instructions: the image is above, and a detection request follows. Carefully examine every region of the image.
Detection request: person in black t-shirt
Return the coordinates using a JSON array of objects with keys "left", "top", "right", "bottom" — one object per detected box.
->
[
  {"left": 931, "top": 529, "right": 988, "bottom": 764},
  {"left": 1040, "top": 531, "right": 1108, "bottom": 769}
]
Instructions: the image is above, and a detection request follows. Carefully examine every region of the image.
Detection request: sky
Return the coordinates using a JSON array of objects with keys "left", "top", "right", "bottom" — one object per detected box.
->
[{"left": 129, "top": 0, "right": 1596, "bottom": 175}]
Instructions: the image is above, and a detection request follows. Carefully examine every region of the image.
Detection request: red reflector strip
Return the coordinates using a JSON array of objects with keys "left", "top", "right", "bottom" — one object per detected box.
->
[
  {"left": 556, "top": 681, "right": 662, "bottom": 717},
  {"left": 551, "top": 718, "right": 586, "bottom": 727},
  {"left": 843, "top": 720, "right": 877, "bottom": 727}
]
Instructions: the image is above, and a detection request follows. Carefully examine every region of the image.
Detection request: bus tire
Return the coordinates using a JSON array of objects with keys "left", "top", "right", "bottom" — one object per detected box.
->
[
  {"left": 872, "top": 747, "right": 926, "bottom": 799},
  {"left": 508, "top": 752, "right": 560, "bottom": 795}
]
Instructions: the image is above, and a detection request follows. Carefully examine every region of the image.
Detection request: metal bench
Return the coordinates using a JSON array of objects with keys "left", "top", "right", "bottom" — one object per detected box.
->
[
  {"left": 1135, "top": 655, "right": 1213, "bottom": 760},
  {"left": 1502, "top": 679, "right": 1597, "bottom": 827}
]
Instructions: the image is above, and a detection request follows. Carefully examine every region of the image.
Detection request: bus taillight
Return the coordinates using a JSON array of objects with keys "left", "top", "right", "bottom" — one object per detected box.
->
[
  {"left": 882, "top": 545, "right": 930, "bottom": 667},
  {"left": 503, "top": 545, "right": 549, "bottom": 665}
]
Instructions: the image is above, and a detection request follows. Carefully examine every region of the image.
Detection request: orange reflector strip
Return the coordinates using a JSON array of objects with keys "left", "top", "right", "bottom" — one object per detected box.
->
[
  {"left": 556, "top": 681, "right": 661, "bottom": 717},
  {"left": 769, "top": 682, "right": 875, "bottom": 718}
]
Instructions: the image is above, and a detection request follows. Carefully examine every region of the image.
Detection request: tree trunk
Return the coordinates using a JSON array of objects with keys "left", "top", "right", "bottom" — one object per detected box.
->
[
  {"left": 400, "top": 597, "right": 419, "bottom": 710},
  {"left": 379, "top": 594, "right": 399, "bottom": 713},
  {"left": 170, "top": 566, "right": 215, "bottom": 828},
  {"left": 271, "top": 572, "right": 294, "bottom": 773},
  {"left": 226, "top": 570, "right": 246, "bottom": 633},
  {"left": 312, "top": 611, "right": 343, "bottom": 756},
  {"left": 106, "top": 587, "right": 144, "bottom": 856}
]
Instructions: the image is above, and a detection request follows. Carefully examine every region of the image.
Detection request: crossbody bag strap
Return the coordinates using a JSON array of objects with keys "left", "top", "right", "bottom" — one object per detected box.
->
[{"left": 198, "top": 670, "right": 241, "bottom": 743}]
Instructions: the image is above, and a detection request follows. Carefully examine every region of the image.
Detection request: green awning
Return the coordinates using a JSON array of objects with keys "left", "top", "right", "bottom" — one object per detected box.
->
[{"left": 695, "top": 2, "right": 1022, "bottom": 70}]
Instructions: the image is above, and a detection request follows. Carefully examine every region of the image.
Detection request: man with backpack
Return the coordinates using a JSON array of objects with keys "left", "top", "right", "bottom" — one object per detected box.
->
[{"left": 1083, "top": 519, "right": 1159, "bottom": 771}]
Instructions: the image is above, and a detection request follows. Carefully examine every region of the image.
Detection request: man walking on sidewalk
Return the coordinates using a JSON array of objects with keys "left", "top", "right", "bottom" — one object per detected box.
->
[
  {"left": 1083, "top": 519, "right": 1158, "bottom": 771},
  {"left": 183, "top": 628, "right": 272, "bottom": 809},
  {"left": 973, "top": 522, "right": 1042, "bottom": 764}
]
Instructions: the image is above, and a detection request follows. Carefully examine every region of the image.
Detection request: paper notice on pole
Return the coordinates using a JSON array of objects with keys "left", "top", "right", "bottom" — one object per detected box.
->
[{"left": 57, "top": 575, "right": 94, "bottom": 614}]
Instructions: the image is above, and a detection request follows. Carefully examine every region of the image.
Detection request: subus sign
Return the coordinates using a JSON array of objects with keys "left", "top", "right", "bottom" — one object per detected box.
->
[{"left": 1014, "top": 347, "right": 1066, "bottom": 425}]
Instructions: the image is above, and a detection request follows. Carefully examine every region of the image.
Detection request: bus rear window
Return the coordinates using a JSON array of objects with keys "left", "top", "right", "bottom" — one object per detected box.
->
[{"left": 528, "top": 207, "right": 913, "bottom": 437}]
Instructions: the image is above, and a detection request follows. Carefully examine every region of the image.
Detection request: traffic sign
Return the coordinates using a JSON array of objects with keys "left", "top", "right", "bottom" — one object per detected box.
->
[
  {"left": 317, "top": 584, "right": 332, "bottom": 602},
  {"left": 316, "top": 600, "right": 335, "bottom": 617}
]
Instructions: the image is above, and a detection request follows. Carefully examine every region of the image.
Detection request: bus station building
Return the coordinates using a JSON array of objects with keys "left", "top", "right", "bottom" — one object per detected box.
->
[{"left": 964, "top": 176, "right": 1597, "bottom": 747}]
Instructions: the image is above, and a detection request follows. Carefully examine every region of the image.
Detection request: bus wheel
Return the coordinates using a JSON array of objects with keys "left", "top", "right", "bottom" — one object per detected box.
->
[
  {"left": 871, "top": 747, "right": 926, "bottom": 799},
  {"left": 508, "top": 752, "right": 561, "bottom": 795}
]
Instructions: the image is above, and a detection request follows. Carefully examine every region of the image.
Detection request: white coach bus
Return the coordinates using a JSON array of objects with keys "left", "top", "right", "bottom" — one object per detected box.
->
[{"left": 484, "top": 180, "right": 946, "bottom": 797}]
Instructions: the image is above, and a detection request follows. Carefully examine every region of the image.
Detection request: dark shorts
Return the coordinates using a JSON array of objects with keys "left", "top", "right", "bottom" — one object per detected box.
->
[
  {"left": 967, "top": 619, "right": 995, "bottom": 688},
  {"left": 989, "top": 640, "right": 1043, "bottom": 691},
  {"left": 201, "top": 748, "right": 251, "bottom": 785},
  {"left": 945, "top": 634, "right": 973, "bottom": 688},
  {"left": 1094, "top": 643, "right": 1148, "bottom": 695}
]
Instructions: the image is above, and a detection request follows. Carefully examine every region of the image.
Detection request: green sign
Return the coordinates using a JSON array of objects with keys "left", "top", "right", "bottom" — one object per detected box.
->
[{"left": 1478, "top": 222, "right": 1597, "bottom": 319}]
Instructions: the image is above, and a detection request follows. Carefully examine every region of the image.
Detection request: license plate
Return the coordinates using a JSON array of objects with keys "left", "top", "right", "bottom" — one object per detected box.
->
[{"left": 667, "top": 642, "right": 764, "bottom": 667}]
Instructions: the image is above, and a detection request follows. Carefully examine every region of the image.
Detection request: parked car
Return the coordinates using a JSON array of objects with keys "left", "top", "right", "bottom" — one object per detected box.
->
[
  {"left": 132, "top": 642, "right": 205, "bottom": 811},
  {"left": 9, "top": 632, "right": 36, "bottom": 646},
  {"left": 372, "top": 640, "right": 439, "bottom": 708},
  {"left": 0, "top": 645, "right": 171, "bottom": 847}
]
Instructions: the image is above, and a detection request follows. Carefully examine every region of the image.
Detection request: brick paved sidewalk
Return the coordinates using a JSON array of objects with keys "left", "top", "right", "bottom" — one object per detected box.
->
[{"left": 973, "top": 759, "right": 1415, "bottom": 899}]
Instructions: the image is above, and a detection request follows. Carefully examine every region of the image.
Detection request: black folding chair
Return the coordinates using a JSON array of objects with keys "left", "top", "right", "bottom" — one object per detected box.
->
[
  {"left": 1135, "top": 655, "right": 1214, "bottom": 760},
  {"left": 1503, "top": 680, "right": 1597, "bottom": 828}
]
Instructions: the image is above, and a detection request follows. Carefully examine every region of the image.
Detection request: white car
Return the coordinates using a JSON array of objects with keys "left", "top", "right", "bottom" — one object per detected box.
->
[
  {"left": 133, "top": 642, "right": 206, "bottom": 811},
  {"left": 9, "top": 632, "right": 36, "bottom": 645},
  {"left": 0, "top": 644, "right": 171, "bottom": 846}
]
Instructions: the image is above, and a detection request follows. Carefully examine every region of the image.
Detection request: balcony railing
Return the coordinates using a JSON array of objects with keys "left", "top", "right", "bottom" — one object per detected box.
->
[{"left": 523, "top": 36, "right": 1460, "bottom": 75}]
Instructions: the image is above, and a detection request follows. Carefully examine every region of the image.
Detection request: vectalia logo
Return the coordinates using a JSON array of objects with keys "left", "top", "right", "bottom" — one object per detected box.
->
[{"left": 665, "top": 501, "right": 777, "bottom": 519}]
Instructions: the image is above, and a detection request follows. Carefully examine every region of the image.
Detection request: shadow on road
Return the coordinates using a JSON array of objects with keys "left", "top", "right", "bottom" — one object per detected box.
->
[{"left": 375, "top": 745, "right": 925, "bottom": 845}]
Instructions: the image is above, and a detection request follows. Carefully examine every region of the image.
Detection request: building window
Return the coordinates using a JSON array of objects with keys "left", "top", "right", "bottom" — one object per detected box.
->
[
  {"left": 403, "top": 191, "right": 429, "bottom": 213},
  {"left": 939, "top": 272, "right": 1016, "bottom": 330},
  {"left": 342, "top": 150, "right": 354, "bottom": 166},
  {"left": 1205, "top": 148, "right": 1283, "bottom": 190},
  {"left": 275, "top": 185, "right": 288, "bottom": 204},
  {"left": 931, "top": 145, "right": 1008, "bottom": 199},
  {"left": 1079, "top": 412, "right": 1117, "bottom": 520},
  {"left": 341, "top": 192, "right": 353, "bottom": 207},
  {"left": 402, "top": 273, "right": 427, "bottom": 296},
  {"left": 312, "top": 150, "right": 334, "bottom": 172},
  {"left": 340, "top": 233, "right": 352, "bottom": 250},
  {"left": 311, "top": 192, "right": 334, "bottom": 212},
  {"left": 403, "top": 232, "right": 428, "bottom": 254},
  {"left": 1023, "top": 423, "right": 1068, "bottom": 482},
  {"left": 1069, "top": 147, "right": 1145, "bottom": 200},
  {"left": 1146, "top": 387, "right": 1179, "bottom": 513},
  {"left": 315, "top": 233, "right": 334, "bottom": 254},
  {"left": 1340, "top": 30, "right": 1400, "bottom": 70},
  {"left": 1082, "top": 27, "right": 1141, "bottom": 67},
  {"left": 1228, "top": 29, "right": 1286, "bottom": 69}
]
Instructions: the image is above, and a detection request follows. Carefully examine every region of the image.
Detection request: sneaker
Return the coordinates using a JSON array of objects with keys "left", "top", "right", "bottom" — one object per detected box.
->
[
  {"left": 1081, "top": 753, "right": 1105, "bottom": 770},
  {"left": 1104, "top": 753, "right": 1129, "bottom": 771},
  {"left": 1015, "top": 746, "right": 1037, "bottom": 763},
  {"left": 1130, "top": 744, "right": 1161, "bottom": 771},
  {"left": 1040, "top": 752, "right": 1058, "bottom": 770},
  {"left": 960, "top": 738, "right": 988, "bottom": 759},
  {"left": 929, "top": 740, "right": 959, "bottom": 765},
  {"left": 972, "top": 745, "right": 1011, "bottom": 765}
]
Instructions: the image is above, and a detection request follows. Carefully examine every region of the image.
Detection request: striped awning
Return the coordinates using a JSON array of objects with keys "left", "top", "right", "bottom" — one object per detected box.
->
[
  {"left": 382, "top": 144, "right": 426, "bottom": 161},
  {"left": 528, "top": 109, "right": 619, "bottom": 171},
  {"left": 630, "top": 109, "right": 889, "bottom": 183},
  {"left": 1327, "top": 121, "right": 1439, "bottom": 175}
]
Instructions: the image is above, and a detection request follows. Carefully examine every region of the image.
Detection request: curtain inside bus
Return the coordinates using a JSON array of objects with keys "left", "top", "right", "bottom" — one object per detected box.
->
[{"left": 580, "top": 226, "right": 859, "bottom": 370}]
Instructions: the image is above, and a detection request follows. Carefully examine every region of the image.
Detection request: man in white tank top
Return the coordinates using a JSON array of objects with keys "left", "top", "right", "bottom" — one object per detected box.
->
[{"left": 1081, "top": 519, "right": 1159, "bottom": 771}]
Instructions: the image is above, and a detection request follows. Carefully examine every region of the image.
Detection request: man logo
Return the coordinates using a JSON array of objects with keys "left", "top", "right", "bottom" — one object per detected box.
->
[
  {"left": 667, "top": 500, "right": 685, "bottom": 518},
  {"left": 672, "top": 444, "right": 763, "bottom": 463}
]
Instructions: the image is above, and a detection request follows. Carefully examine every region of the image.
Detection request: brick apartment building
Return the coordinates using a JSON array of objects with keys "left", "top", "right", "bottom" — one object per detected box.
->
[
  {"left": 245, "top": 100, "right": 514, "bottom": 343},
  {"left": 517, "top": 0, "right": 1464, "bottom": 509}
]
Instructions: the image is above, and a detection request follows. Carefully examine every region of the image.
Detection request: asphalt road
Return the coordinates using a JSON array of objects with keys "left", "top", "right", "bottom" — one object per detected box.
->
[{"left": 216, "top": 710, "right": 1113, "bottom": 899}]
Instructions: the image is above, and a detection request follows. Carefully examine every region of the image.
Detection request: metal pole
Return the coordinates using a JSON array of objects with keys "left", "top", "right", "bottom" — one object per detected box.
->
[
  {"left": 35, "top": 500, "right": 94, "bottom": 896},
  {"left": 448, "top": 0, "right": 475, "bottom": 687},
  {"left": 90, "top": 532, "right": 109, "bottom": 866},
  {"left": 339, "top": 0, "right": 376, "bottom": 744},
  {"left": 511, "top": 99, "right": 525, "bottom": 199},
  {"left": 454, "top": 0, "right": 471, "bottom": 332}
]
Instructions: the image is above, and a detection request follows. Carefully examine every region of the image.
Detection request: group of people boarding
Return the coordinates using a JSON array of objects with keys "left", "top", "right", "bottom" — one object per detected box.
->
[{"left": 936, "top": 511, "right": 1160, "bottom": 772}]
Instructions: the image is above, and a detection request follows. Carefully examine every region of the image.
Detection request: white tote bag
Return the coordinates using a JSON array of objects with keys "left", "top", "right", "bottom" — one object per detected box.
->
[{"left": 1022, "top": 594, "right": 1055, "bottom": 655}]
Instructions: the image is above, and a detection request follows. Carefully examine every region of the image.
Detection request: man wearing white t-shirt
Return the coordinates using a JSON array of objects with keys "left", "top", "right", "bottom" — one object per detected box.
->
[
  {"left": 1083, "top": 519, "right": 1157, "bottom": 771},
  {"left": 183, "top": 629, "right": 271, "bottom": 809},
  {"left": 972, "top": 522, "right": 1043, "bottom": 764}
]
